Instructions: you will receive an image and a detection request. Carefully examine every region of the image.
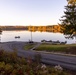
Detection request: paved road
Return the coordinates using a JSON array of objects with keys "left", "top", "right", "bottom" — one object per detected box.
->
[{"left": 0, "top": 41, "right": 76, "bottom": 71}]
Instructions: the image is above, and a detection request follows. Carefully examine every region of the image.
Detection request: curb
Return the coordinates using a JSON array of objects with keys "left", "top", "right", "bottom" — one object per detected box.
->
[{"left": 32, "top": 50, "right": 76, "bottom": 57}]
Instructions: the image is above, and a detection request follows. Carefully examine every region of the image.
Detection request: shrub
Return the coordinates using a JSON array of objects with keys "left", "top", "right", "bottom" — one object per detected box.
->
[{"left": 0, "top": 50, "right": 72, "bottom": 75}]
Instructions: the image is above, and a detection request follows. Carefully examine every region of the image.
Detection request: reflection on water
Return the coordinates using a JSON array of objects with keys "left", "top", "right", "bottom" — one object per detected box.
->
[{"left": 0, "top": 30, "right": 76, "bottom": 44}]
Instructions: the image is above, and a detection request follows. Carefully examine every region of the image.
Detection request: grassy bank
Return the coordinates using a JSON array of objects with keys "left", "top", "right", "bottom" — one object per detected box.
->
[
  {"left": 24, "top": 43, "right": 36, "bottom": 50},
  {"left": 0, "top": 50, "right": 73, "bottom": 75},
  {"left": 35, "top": 43, "right": 76, "bottom": 55}
]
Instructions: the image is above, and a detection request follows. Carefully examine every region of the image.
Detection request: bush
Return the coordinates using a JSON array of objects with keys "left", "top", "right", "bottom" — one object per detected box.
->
[
  {"left": 0, "top": 50, "right": 72, "bottom": 75},
  {"left": 34, "top": 53, "right": 42, "bottom": 63}
]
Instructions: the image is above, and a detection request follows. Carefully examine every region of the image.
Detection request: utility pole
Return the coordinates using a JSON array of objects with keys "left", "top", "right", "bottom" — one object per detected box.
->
[
  {"left": 31, "top": 30, "right": 32, "bottom": 42},
  {"left": 0, "top": 33, "right": 1, "bottom": 43},
  {"left": 0, "top": 26, "right": 2, "bottom": 43},
  {"left": 30, "top": 25, "right": 33, "bottom": 43}
]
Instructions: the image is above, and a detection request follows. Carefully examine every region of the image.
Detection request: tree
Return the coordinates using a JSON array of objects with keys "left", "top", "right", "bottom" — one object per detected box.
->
[
  {"left": 60, "top": 0, "right": 76, "bottom": 38},
  {"left": 67, "top": 0, "right": 76, "bottom": 4}
]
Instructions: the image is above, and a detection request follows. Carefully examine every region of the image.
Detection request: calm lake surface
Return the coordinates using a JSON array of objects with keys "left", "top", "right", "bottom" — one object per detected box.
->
[{"left": 0, "top": 30, "right": 76, "bottom": 44}]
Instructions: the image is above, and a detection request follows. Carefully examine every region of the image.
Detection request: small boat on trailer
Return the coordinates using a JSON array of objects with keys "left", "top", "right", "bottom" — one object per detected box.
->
[
  {"left": 15, "top": 36, "right": 20, "bottom": 38},
  {"left": 0, "top": 28, "right": 2, "bottom": 32}
]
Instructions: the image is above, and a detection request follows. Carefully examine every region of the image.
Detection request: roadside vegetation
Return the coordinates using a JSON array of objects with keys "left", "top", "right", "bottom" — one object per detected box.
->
[
  {"left": 0, "top": 50, "right": 73, "bottom": 75},
  {"left": 24, "top": 43, "right": 36, "bottom": 50},
  {"left": 34, "top": 43, "right": 76, "bottom": 55}
]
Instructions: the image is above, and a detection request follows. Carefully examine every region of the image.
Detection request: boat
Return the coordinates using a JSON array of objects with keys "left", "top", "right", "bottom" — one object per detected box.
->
[
  {"left": 15, "top": 36, "right": 20, "bottom": 38},
  {"left": 0, "top": 28, "right": 2, "bottom": 32}
]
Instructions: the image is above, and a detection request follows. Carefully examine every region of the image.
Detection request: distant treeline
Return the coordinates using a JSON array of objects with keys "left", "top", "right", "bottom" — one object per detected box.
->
[
  {"left": 0, "top": 26, "right": 28, "bottom": 30},
  {"left": 0, "top": 25, "right": 61, "bottom": 32}
]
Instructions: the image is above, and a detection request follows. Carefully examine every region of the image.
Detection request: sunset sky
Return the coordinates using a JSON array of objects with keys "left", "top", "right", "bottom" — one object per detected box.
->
[{"left": 0, "top": 0, "right": 67, "bottom": 26}]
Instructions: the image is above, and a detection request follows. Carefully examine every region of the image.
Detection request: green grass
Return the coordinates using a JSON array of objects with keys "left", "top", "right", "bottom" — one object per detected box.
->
[
  {"left": 23, "top": 43, "right": 76, "bottom": 54},
  {"left": 24, "top": 43, "right": 36, "bottom": 50},
  {"left": 35, "top": 43, "right": 76, "bottom": 54}
]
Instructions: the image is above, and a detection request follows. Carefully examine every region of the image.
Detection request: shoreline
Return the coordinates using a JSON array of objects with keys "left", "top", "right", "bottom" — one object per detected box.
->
[{"left": 0, "top": 41, "right": 76, "bottom": 56}]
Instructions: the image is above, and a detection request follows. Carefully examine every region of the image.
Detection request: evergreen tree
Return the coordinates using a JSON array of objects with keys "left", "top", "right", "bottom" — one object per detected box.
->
[{"left": 60, "top": 0, "right": 76, "bottom": 38}]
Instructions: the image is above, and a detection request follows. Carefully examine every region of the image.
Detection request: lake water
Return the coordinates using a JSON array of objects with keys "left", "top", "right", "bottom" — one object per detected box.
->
[{"left": 0, "top": 30, "right": 76, "bottom": 44}]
